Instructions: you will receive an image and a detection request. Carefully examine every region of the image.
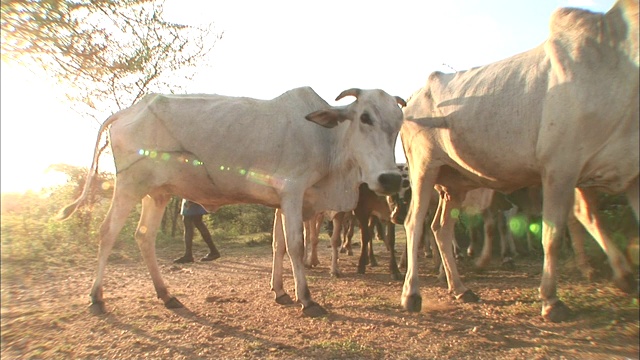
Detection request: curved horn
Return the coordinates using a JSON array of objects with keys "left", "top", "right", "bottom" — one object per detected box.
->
[
  {"left": 395, "top": 96, "right": 407, "bottom": 107},
  {"left": 335, "top": 88, "right": 362, "bottom": 101}
]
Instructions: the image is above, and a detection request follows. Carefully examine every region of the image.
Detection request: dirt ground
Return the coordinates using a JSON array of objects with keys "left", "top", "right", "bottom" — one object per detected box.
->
[{"left": 2, "top": 231, "right": 639, "bottom": 360}]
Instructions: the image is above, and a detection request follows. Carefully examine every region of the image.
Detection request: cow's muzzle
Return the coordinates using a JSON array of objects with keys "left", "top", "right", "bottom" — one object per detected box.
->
[{"left": 377, "top": 173, "right": 402, "bottom": 195}]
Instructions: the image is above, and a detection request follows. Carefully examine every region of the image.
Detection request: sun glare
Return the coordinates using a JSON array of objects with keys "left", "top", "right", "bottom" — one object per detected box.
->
[{"left": 1, "top": 61, "right": 98, "bottom": 194}]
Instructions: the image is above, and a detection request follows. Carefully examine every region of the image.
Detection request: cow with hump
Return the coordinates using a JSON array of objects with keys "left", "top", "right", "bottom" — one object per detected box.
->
[
  {"left": 400, "top": 0, "right": 639, "bottom": 322},
  {"left": 58, "top": 86, "right": 406, "bottom": 317}
]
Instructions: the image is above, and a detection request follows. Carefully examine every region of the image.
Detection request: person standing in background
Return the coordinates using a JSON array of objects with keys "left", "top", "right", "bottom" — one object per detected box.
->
[{"left": 174, "top": 199, "right": 221, "bottom": 263}]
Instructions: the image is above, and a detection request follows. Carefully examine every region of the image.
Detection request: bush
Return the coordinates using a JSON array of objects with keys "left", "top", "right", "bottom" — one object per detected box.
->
[{"left": 1, "top": 166, "right": 276, "bottom": 273}]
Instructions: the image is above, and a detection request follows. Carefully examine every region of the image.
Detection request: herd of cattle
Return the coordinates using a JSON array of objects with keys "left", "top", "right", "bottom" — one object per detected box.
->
[{"left": 59, "top": 0, "right": 638, "bottom": 322}]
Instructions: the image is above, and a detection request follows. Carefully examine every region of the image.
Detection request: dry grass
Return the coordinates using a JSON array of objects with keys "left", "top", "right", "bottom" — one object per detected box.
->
[{"left": 1, "top": 230, "right": 638, "bottom": 359}]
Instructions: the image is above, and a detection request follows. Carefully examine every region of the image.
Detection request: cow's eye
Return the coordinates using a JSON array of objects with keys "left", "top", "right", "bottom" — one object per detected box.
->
[{"left": 360, "top": 112, "right": 373, "bottom": 125}]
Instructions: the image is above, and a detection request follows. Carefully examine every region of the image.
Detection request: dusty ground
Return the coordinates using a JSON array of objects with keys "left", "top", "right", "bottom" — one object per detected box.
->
[{"left": 1, "top": 231, "right": 638, "bottom": 360}]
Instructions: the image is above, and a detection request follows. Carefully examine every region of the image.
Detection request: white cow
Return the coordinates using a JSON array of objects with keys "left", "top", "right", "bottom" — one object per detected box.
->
[
  {"left": 401, "top": 0, "right": 639, "bottom": 322},
  {"left": 58, "top": 86, "right": 405, "bottom": 317}
]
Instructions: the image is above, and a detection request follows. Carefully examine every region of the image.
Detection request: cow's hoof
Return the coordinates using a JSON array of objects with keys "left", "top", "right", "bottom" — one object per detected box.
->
[
  {"left": 474, "top": 261, "right": 490, "bottom": 271},
  {"left": 275, "top": 293, "right": 295, "bottom": 305},
  {"left": 613, "top": 273, "right": 637, "bottom": 295},
  {"left": 302, "top": 302, "right": 327, "bottom": 317},
  {"left": 357, "top": 266, "right": 366, "bottom": 275},
  {"left": 456, "top": 290, "right": 480, "bottom": 303},
  {"left": 402, "top": 294, "right": 422, "bottom": 312},
  {"left": 542, "top": 300, "right": 571, "bottom": 322},
  {"left": 390, "top": 272, "right": 403, "bottom": 281},
  {"left": 339, "top": 248, "right": 347, "bottom": 254},
  {"left": 89, "top": 301, "right": 107, "bottom": 315},
  {"left": 579, "top": 268, "right": 595, "bottom": 282},
  {"left": 331, "top": 271, "right": 342, "bottom": 278},
  {"left": 501, "top": 258, "right": 516, "bottom": 271},
  {"left": 164, "top": 297, "right": 184, "bottom": 309}
]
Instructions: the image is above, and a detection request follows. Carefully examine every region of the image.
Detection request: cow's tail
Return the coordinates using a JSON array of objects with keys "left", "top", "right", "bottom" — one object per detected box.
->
[{"left": 55, "top": 115, "right": 118, "bottom": 221}]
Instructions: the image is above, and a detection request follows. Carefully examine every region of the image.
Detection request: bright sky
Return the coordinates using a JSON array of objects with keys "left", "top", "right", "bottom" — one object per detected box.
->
[{"left": 0, "top": 0, "right": 616, "bottom": 194}]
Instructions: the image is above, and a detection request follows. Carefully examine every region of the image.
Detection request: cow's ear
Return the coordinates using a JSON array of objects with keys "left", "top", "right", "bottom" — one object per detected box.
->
[{"left": 305, "top": 107, "right": 349, "bottom": 128}]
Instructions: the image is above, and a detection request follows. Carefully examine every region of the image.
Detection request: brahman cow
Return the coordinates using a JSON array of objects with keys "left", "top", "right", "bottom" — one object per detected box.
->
[
  {"left": 304, "top": 183, "right": 402, "bottom": 280},
  {"left": 394, "top": 181, "right": 634, "bottom": 282},
  {"left": 400, "top": 0, "right": 638, "bottom": 322},
  {"left": 338, "top": 213, "right": 386, "bottom": 256},
  {"left": 329, "top": 183, "right": 402, "bottom": 279},
  {"left": 392, "top": 181, "right": 516, "bottom": 275},
  {"left": 58, "top": 86, "right": 405, "bottom": 317}
]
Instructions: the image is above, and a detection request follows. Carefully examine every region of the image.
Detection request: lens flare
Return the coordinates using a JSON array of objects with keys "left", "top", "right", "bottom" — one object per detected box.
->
[
  {"left": 529, "top": 222, "right": 542, "bottom": 238},
  {"left": 138, "top": 148, "right": 203, "bottom": 166},
  {"left": 451, "top": 208, "right": 460, "bottom": 219},
  {"left": 135, "top": 148, "right": 285, "bottom": 189},
  {"left": 508, "top": 215, "right": 527, "bottom": 238}
]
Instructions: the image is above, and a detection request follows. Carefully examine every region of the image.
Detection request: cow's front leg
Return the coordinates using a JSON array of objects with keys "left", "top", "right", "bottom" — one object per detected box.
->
[
  {"left": 401, "top": 173, "right": 437, "bottom": 312},
  {"left": 282, "top": 199, "right": 327, "bottom": 317},
  {"left": 539, "top": 176, "right": 575, "bottom": 322},
  {"left": 271, "top": 209, "right": 294, "bottom": 305}
]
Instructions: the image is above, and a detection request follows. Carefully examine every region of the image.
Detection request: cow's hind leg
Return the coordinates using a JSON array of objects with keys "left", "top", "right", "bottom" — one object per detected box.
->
[
  {"left": 498, "top": 210, "right": 517, "bottom": 270},
  {"left": 626, "top": 176, "right": 639, "bottom": 222},
  {"left": 475, "top": 209, "right": 495, "bottom": 270},
  {"left": 386, "top": 222, "right": 402, "bottom": 280},
  {"left": 89, "top": 190, "right": 138, "bottom": 315},
  {"left": 573, "top": 189, "right": 636, "bottom": 293},
  {"left": 308, "top": 212, "right": 323, "bottom": 267},
  {"left": 433, "top": 190, "right": 478, "bottom": 303},
  {"left": 330, "top": 212, "right": 345, "bottom": 278},
  {"left": 355, "top": 208, "right": 372, "bottom": 274},
  {"left": 566, "top": 211, "right": 595, "bottom": 281},
  {"left": 136, "top": 195, "right": 182, "bottom": 308}
]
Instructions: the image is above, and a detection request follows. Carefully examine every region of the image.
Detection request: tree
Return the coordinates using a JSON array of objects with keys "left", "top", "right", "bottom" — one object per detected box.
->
[{"left": 1, "top": 0, "right": 222, "bottom": 118}]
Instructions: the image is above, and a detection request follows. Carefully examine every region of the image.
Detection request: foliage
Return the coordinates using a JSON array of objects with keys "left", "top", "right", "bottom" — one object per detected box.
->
[
  {"left": 0, "top": 164, "right": 275, "bottom": 270},
  {"left": 1, "top": 166, "right": 139, "bottom": 270},
  {"left": 453, "top": 194, "right": 636, "bottom": 262},
  {"left": 1, "top": 0, "right": 222, "bottom": 118},
  {"left": 206, "top": 204, "right": 274, "bottom": 237}
]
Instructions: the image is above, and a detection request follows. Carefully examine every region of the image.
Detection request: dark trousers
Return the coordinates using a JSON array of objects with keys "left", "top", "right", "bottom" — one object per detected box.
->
[{"left": 183, "top": 215, "right": 218, "bottom": 257}]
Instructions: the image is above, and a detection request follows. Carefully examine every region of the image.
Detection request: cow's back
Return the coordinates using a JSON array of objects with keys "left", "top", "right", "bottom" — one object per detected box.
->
[
  {"left": 402, "top": 47, "right": 550, "bottom": 190},
  {"left": 403, "top": 1, "right": 639, "bottom": 193},
  {"left": 108, "top": 87, "right": 339, "bottom": 209}
]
